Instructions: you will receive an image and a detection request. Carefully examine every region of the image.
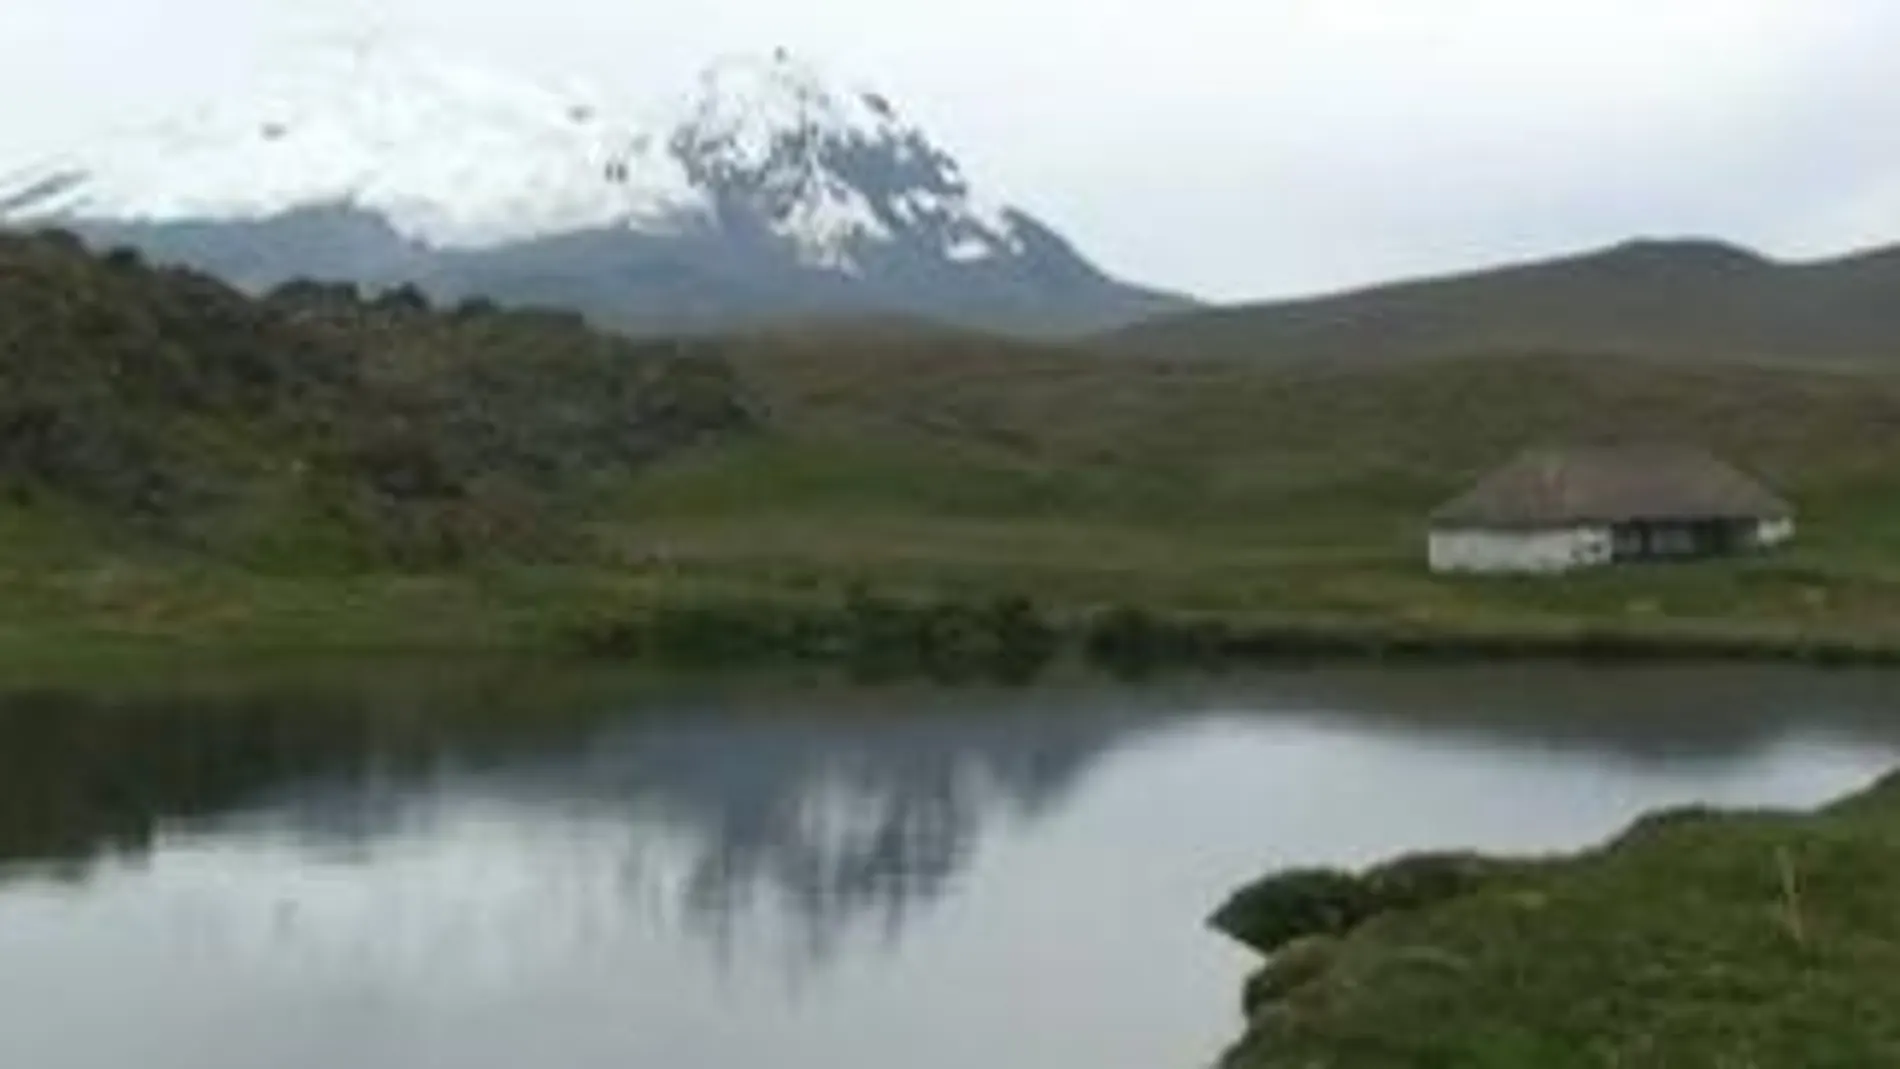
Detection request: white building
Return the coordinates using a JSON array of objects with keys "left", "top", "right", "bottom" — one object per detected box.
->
[{"left": 1429, "top": 446, "right": 1795, "bottom": 575}]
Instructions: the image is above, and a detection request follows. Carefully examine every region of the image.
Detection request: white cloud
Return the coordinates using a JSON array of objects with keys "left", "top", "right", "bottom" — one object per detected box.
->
[{"left": 2, "top": 0, "right": 1898, "bottom": 299}]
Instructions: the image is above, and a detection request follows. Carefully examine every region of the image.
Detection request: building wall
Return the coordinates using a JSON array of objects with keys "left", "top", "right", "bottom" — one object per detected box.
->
[
  {"left": 1755, "top": 517, "right": 1797, "bottom": 548},
  {"left": 1428, "top": 526, "right": 1613, "bottom": 575},
  {"left": 1432, "top": 517, "right": 1795, "bottom": 574}
]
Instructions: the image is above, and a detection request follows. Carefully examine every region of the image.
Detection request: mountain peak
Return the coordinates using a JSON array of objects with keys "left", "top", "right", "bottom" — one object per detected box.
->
[
  {"left": 684, "top": 49, "right": 906, "bottom": 154},
  {"left": 0, "top": 41, "right": 1184, "bottom": 335},
  {"left": 0, "top": 42, "right": 1034, "bottom": 272},
  {"left": 666, "top": 49, "right": 1027, "bottom": 272},
  {"left": 1596, "top": 237, "right": 1769, "bottom": 271}
]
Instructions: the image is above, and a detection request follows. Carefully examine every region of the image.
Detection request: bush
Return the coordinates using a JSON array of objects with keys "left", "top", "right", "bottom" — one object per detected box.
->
[
  {"left": 452, "top": 296, "right": 500, "bottom": 320},
  {"left": 1211, "top": 868, "right": 1371, "bottom": 956},
  {"left": 1212, "top": 853, "right": 1507, "bottom": 956},
  {"left": 840, "top": 588, "right": 1059, "bottom": 682},
  {"left": 1084, "top": 605, "right": 1232, "bottom": 675},
  {"left": 568, "top": 588, "right": 1060, "bottom": 681},
  {"left": 373, "top": 283, "right": 431, "bottom": 314}
]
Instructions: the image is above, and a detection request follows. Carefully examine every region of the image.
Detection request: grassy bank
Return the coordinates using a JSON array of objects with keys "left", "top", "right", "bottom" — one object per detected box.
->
[
  {"left": 8, "top": 553, "right": 1900, "bottom": 689},
  {"left": 1211, "top": 769, "right": 1900, "bottom": 1067}
]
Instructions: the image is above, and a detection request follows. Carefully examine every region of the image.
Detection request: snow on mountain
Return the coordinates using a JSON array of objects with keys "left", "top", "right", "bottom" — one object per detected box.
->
[
  {"left": 668, "top": 50, "right": 1025, "bottom": 272},
  {"left": 0, "top": 41, "right": 1189, "bottom": 335},
  {"left": 0, "top": 42, "right": 1032, "bottom": 274},
  {"left": 1, "top": 42, "right": 704, "bottom": 248}
]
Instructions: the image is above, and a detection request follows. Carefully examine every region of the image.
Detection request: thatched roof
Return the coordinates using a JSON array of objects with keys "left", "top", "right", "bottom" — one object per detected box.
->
[{"left": 1432, "top": 446, "right": 1792, "bottom": 529}]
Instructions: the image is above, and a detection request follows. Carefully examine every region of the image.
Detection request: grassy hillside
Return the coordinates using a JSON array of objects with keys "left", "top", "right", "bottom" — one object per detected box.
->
[
  {"left": 1105, "top": 239, "right": 1900, "bottom": 369},
  {"left": 10, "top": 232, "right": 1900, "bottom": 660},
  {"left": 0, "top": 230, "right": 751, "bottom": 568},
  {"left": 1213, "top": 770, "right": 1900, "bottom": 1068},
  {"left": 576, "top": 329, "right": 1900, "bottom": 644}
]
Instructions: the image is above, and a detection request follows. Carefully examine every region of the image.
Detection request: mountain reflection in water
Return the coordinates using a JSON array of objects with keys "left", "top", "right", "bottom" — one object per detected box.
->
[
  {"left": 0, "top": 677, "right": 1136, "bottom": 969},
  {"left": 6, "top": 666, "right": 1900, "bottom": 1069}
]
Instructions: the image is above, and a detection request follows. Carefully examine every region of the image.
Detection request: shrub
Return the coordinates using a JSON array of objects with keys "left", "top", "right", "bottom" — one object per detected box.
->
[
  {"left": 1213, "top": 853, "right": 1511, "bottom": 956},
  {"left": 1211, "top": 868, "right": 1371, "bottom": 956}
]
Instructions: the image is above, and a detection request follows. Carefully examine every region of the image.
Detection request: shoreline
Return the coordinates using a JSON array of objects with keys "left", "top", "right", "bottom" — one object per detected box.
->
[
  {"left": 4, "top": 584, "right": 1900, "bottom": 691},
  {"left": 532, "top": 589, "right": 1900, "bottom": 674},
  {"left": 1209, "top": 767, "right": 1900, "bottom": 1066}
]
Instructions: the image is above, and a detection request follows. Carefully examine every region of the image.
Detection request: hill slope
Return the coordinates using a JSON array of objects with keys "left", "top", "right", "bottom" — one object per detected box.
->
[
  {"left": 0, "top": 230, "right": 751, "bottom": 564},
  {"left": 1105, "top": 239, "right": 1900, "bottom": 367},
  {"left": 14, "top": 231, "right": 1900, "bottom": 656},
  {"left": 0, "top": 45, "right": 1186, "bottom": 336}
]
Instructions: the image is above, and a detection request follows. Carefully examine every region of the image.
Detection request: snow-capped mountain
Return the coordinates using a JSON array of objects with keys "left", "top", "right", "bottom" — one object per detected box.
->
[
  {"left": 668, "top": 50, "right": 1028, "bottom": 272},
  {"left": 0, "top": 43, "right": 700, "bottom": 246},
  {"left": 0, "top": 43, "right": 1185, "bottom": 335}
]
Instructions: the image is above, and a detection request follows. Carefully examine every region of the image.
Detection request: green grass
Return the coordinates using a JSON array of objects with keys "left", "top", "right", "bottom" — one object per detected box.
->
[
  {"left": 19, "top": 230, "right": 1900, "bottom": 669},
  {"left": 13, "top": 336, "right": 1900, "bottom": 669},
  {"left": 1215, "top": 770, "right": 1900, "bottom": 1068},
  {"left": 586, "top": 342, "right": 1900, "bottom": 648}
]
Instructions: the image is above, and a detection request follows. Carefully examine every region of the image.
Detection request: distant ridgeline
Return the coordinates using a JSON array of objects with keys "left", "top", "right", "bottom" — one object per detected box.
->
[
  {"left": 0, "top": 229, "right": 754, "bottom": 564},
  {"left": 1107, "top": 238, "right": 1900, "bottom": 369}
]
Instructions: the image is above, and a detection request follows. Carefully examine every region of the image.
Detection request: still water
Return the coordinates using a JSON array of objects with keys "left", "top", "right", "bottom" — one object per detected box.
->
[{"left": 2, "top": 665, "right": 1899, "bottom": 1069}]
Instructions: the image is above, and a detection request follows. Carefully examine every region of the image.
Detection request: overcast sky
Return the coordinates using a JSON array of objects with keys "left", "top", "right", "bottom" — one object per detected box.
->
[{"left": 4, "top": 0, "right": 1899, "bottom": 300}]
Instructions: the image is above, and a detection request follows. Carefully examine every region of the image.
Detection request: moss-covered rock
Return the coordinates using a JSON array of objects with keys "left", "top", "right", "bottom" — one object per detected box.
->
[
  {"left": 1242, "top": 934, "right": 1341, "bottom": 1016},
  {"left": 1211, "top": 852, "right": 1507, "bottom": 957},
  {"left": 1211, "top": 867, "right": 1370, "bottom": 956}
]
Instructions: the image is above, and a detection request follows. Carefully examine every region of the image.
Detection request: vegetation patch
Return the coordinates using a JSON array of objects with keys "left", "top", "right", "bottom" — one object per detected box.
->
[
  {"left": 566, "top": 587, "right": 1061, "bottom": 683},
  {"left": 1214, "top": 770, "right": 1900, "bottom": 1068},
  {"left": 1211, "top": 853, "right": 1518, "bottom": 958},
  {"left": 0, "top": 229, "right": 752, "bottom": 567},
  {"left": 14, "top": 234, "right": 1900, "bottom": 664}
]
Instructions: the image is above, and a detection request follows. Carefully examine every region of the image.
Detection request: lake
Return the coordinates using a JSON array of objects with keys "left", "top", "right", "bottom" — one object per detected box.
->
[{"left": 2, "top": 664, "right": 1899, "bottom": 1069}]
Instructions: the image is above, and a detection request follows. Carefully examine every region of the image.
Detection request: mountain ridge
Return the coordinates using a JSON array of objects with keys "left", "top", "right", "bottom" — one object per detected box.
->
[
  {"left": 0, "top": 43, "right": 1186, "bottom": 336},
  {"left": 1103, "top": 236, "right": 1900, "bottom": 367}
]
